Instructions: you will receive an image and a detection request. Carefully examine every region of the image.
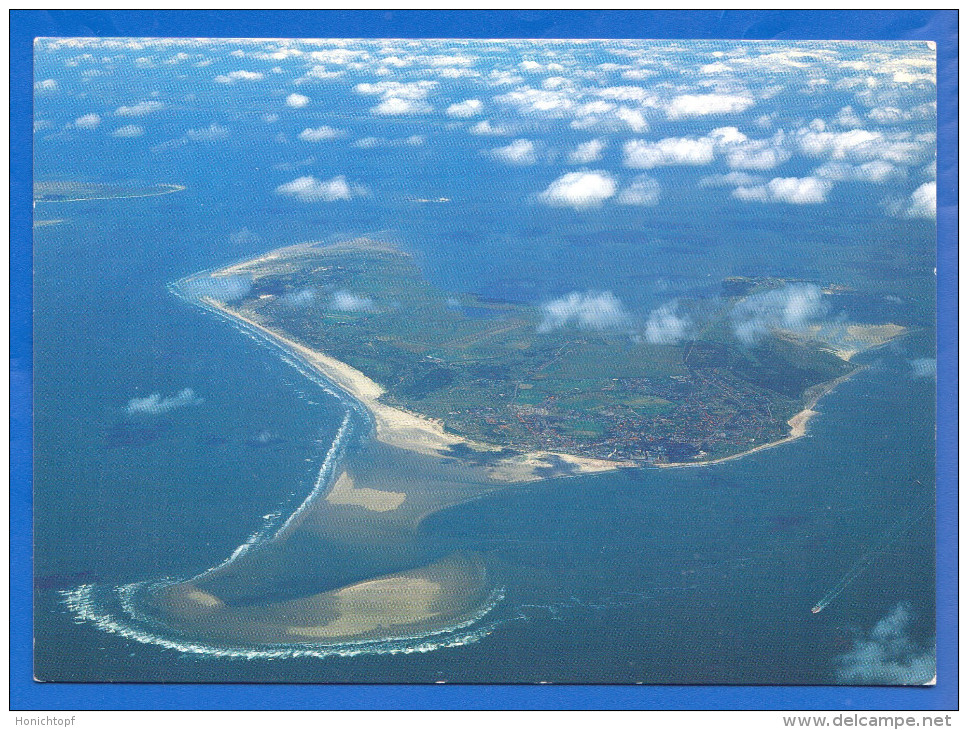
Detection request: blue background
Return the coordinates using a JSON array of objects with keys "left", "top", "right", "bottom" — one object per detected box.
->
[{"left": 10, "top": 9, "right": 958, "bottom": 711}]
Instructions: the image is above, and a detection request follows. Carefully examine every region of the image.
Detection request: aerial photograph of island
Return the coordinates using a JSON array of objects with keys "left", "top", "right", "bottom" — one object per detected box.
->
[{"left": 32, "top": 36, "right": 937, "bottom": 685}]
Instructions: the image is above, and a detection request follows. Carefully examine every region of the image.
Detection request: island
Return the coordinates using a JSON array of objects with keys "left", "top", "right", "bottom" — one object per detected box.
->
[
  {"left": 33, "top": 181, "right": 185, "bottom": 203},
  {"left": 193, "top": 238, "right": 902, "bottom": 469},
  {"left": 78, "top": 237, "right": 906, "bottom": 657}
]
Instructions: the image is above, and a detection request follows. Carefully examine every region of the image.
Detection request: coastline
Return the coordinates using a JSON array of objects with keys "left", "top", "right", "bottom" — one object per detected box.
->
[
  {"left": 185, "top": 243, "right": 903, "bottom": 479},
  {"left": 198, "top": 295, "right": 630, "bottom": 483},
  {"left": 655, "top": 369, "right": 861, "bottom": 469},
  {"left": 33, "top": 183, "right": 186, "bottom": 204}
]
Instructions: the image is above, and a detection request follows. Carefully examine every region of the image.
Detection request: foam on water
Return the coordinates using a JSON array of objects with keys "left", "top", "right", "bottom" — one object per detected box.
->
[
  {"left": 62, "top": 582, "right": 505, "bottom": 660},
  {"left": 62, "top": 274, "right": 501, "bottom": 660}
]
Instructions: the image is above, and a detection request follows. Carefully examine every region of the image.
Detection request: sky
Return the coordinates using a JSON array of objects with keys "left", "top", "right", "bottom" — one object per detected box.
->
[{"left": 33, "top": 37, "right": 937, "bottom": 222}]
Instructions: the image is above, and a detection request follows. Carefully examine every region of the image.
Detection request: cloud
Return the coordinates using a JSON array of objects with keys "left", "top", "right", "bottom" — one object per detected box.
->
[
  {"left": 352, "top": 135, "right": 424, "bottom": 148},
  {"left": 274, "top": 175, "right": 362, "bottom": 202},
  {"left": 490, "top": 139, "right": 537, "bottom": 165},
  {"left": 644, "top": 301, "right": 691, "bottom": 344},
  {"left": 568, "top": 138, "right": 606, "bottom": 164},
  {"left": 909, "top": 357, "right": 936, "bottom": 379},
  {"left": 331, "top": 289, "right": 376, "bottom": 312},
  {"left": 469, "top": 120, "right": 508, "bottom": 136},
  {"left": 733, "top": 176, "right": 833, "bottom": 204},
  {"left": 446, "top": 99, "right": 483, "bottom": 118},
  {"left": 539, "top": 291, "right": 630, "bottom": 332},
  {"left": 666, "top": 93, "right": 754, "bottom": 119},
  {"left": 356, "top": 80, "right": 436, "bottom": 115},
  {"left": 112, "top": 125, "right": 144, "bottom": 138},
  {"left": 372, "top": 96, "right": 432, "bottom": 115},
  {"left": 355, "top": 80, "right": 436, "bottom": 99},
  {"left": 126, "top": 388, "right": 203, "bottom": 416},
  {"left": 282, "top": 288, "right": 316, "bottom": 307},
  {"left": 617, "top": 175, "right": 660, "bottom": 205},
  {"left": 229, "top": 227, "right": 260, "bottom": 246},
  {"left": 814, "top": 160, "right": 904, "bottom": 184},
  {"left": 496, "top": 86, "right": 574, "bottom": 116},
  {"left": 185, "top": 122, "right": 229, "bottom": 141},
  {"left": 796, "top": 124, "right": 883, "bottom": 160},
  {"left": 896, "top": 182, "right": 936, "bottom": 219},
  {"left": 285, "top": 93, "right": 310, "bottom": 108},
  {"left": 835, "top": 603, "right": 935, "bottom": 685},
  {"left": 74, "top": 113, "right": 101, "bottom": 129},
  {"left": 115, "top": 100, "right": 164, "bottom": 116},
  {"left": 624, "top": 136, "right": 715, "bottom": 168},
  {"left": 833, "top": 105, "right": 865, "bottom": 128},
  {"left": 35, "top": 79, "right": 58, "bottom": 92},
  {"left": 180, "top": 273, "right": 252, "bottom": 303},
  {"left": 731, "top": 283, "right": 827, "bottom": 344},
  {"left": 723, "top": 133, "right": 791, "bottom": 171},
  {"left": 214, "top": 70, "right": 264, "bottom": 84},
  {"left": 538, "top": 171, "right": 617, "bottom": 210},
  {"left": 699, "top": 171, "right": 766, "bottom": 188},
  {"left": 297, "top": 125, "right": 345, "bottom": 141}
]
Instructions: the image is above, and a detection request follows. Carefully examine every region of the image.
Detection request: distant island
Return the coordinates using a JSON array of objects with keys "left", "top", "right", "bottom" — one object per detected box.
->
[
  {"left": 188, "top": 237, "right": 905, "bottom": 475},
  {"left": 33, "top": 181, "right": 185, "bottom": 204}
]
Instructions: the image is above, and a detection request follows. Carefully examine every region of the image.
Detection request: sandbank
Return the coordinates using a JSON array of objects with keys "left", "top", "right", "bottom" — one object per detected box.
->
[{"left": 325, "top": 470, "right": 406, "bottom": 512}]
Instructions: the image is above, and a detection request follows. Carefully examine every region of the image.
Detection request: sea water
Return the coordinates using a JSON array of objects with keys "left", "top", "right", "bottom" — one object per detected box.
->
[
  {"left": 32, "top": 53, "right": 935, "bottom": 682},
  {"left": 32, "top": 183, "right": 935, "bottom": 682}
]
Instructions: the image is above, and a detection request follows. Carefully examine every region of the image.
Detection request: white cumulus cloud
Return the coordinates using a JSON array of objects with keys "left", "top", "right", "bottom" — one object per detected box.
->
[
  {"left": 274, "top": 175, "right": 361, "bottom": 202},
  {"left": 731, "top": 283, "right": 827, "bottom": 344},
  {"left": 126, "top": 388, "right": 203, "bottom": 416},
  {"left": 617, "top": 175, "right": 660, "bottom": 205},
  {"left": 624, "top": 137, "right": 715, "bottom": 168},
  {"left": 446, "top": 99, "right": 483, "bottom": 118},
  {"left": 733, "top": 176, "right": 833, "bottom": 205},
  {"left": 285, "top": 93, "right": 310, "bottom": 108},
  {"left": 373, "top": 97, "right": 432, "bottom": 115},
  {"left": 115, "top": 100, "right": 164, "bottom": 116},
  {"left": 185, "top": 123, "right": 229, "bottom": 141},
  {"left": 666, "top": 93, "right": 754, "bottom": 119},
  {"left": 835, "top": 603, "right": 935, "bottom": 685},
  {"left": 331, "top": 289, "right": 376, "bottom": 312},
  {"left": 214, "top": 70, "right": 264, "bottom": 84},
  {"left": 814, "top": 160, "right": 903, "bottom": 184},
  {"left": 74, "top": 113, "right": 101, "bottom": 129},
  {"left": 112, "top": 125, "right": 144, "bottom": 138},
  {"left": 644, "top": 301, "right": 691, "bottom": 344},
  {"left": 491, "top": 139, "right": 537, "bottom": 165},
  {"left": 568, "top": 138, "right": 606, "bottom": 164},
  {"left": 538, "top": 171, "right": 617, "bottom": 210},
  {"left": 297, "top": 125, "right": 345, "bottom": 142},
  {"left": 897, "top": 182, "right": 936, "bottom": 219},
  {"left": 539, "top": 291, "right": 630, "bottom": 332},
  {"left": 469, "top": 120, "right": 508, "bottom": 136}
]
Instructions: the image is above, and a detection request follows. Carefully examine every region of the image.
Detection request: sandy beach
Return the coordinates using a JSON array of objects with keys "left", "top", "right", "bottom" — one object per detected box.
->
[{"left": 199, "top": 295, "right": 631, "bottom": 482}]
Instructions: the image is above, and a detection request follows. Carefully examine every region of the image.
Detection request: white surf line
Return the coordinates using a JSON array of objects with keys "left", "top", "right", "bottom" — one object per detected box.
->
[
  {"left": 167, "top": 280, "right": 374, "bottom": 578},
  {"left": 62, "top": 583, "right": 506, "bottom": 660}
]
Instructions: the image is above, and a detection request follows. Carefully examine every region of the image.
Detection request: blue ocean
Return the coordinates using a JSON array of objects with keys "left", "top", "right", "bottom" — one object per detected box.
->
[{"left": 32, "top": 38, "right": 936, "bottom": 684}]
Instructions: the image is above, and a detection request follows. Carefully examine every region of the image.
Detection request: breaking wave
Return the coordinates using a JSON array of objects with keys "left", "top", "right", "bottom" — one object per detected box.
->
[
  {"left": 63, "top": 582, "right": 505, "bottom": 660},
  {"left": 58, "top": 274, "right": 500, "bottom": 660}
]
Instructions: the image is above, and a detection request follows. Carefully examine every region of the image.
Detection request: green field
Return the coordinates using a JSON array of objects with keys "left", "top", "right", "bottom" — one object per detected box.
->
[{"left": 228, "top": 239, "right": 861, "bottom": 463}]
